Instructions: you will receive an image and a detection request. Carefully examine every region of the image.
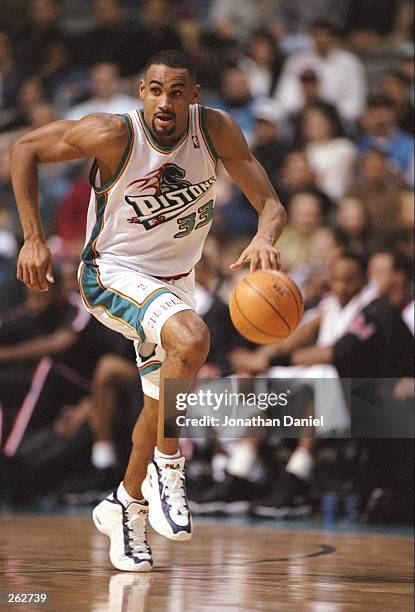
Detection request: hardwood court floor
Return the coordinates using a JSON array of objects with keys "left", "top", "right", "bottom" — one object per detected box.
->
[{"left": 0, "top": 516, "right": 413, "bottom": 612}]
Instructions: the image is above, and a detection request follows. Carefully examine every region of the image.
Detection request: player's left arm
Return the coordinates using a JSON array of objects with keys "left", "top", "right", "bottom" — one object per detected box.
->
[{"left": 206, "top": 108, "right": 287, "bottom": 272}]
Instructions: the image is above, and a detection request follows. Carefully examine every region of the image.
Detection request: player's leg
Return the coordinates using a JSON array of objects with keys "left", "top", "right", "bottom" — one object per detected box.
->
[
  {"left": 141, "top": 310, "right": 210, "bottom": 541},
  {"left": 123, "top": 394, "right": 159, "bottom": 498}
]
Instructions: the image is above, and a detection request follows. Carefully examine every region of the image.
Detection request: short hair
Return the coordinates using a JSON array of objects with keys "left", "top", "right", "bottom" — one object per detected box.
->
[
  {"left": 310, "top": 20, "right": 338, "bottom": 35},
  {"left": 338, "top": 251, "right": 368, "bottom": 275},
  {"left": 369, "top": 249, "right": 413, "bottom": 278},
  {"left": 145, "top": 50, "right": 197, "bottom": 82}
]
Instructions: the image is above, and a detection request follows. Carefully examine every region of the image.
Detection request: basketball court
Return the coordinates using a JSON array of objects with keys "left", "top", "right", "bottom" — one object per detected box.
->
[{"left": 1, "top": 514, "right": 413, "bottom": 611}]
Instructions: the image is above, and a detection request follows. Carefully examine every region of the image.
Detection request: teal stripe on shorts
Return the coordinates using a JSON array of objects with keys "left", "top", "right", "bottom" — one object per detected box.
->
[
  {"left": 80, "top": 264, "right": 171, "bottom": 344},
  {"left": 139, "top": 362, "right": 163, "bottom": 376}
]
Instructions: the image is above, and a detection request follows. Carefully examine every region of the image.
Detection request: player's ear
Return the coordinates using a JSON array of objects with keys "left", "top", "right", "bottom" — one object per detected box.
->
[
  {"left": 191, "top": 84, "right": 201, "bottom": 104},
  {"left": 139, "top": 79, "right": 145, "bottom": 100}
]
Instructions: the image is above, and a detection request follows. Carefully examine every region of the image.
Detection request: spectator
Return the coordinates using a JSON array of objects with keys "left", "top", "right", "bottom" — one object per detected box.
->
[
  {"left": 70, "top": 0, "right": 134, "bottom": 74},
  {"left": 214, "top": 65, "right": 255, "bottom": 142},
  {"left": 65, "top": 63, "right": 137, "bottom": 120},
  {"left": 347, "top": 148, "right": 404, "bottom": 234},
  {"left": 122, "top": 0, "right": 184, "bottom": 76},
  {"left": 0, "top": 265, "right": 115, "bottom": 459},
  {"left": 13, "top": 0, "right": 64, "bottom": 77},
  {"left": 275, "top": 21, "right": 367, "bottom": 122},
  {"left": 276, "top": 149, "right": 333, "bottom": 215},
  {"left": 208, "top": 0, "right": 282, "bottom": 43},
  {"left": 367, "top": 250, "right": 413, "bottom": 310},
  {"left": 0, "top": 77, "right": 49, "bottom": 133},
  {"left": 250, "top": 100, "right": 288, "bottom": 190},
  {"left": 336, "top": 196, "right": 371, "bottom": 254},
  {"left": 238, "top": 28, "right": 285, "bottom": 98},
  {"left": 357, "top": 95, "right": 414, "bottom": 184},
  {"left": 277, "top": 191, "right": 323, "bottom": 269},
  {"left": 287, "top": 68, "right": 326, "bottom": 143},
  {"left": 379, "top": 70, "right": 414, "bottom": 134},
  {"left": 300, "top": 102, "right": 357, "bottom": 200}
]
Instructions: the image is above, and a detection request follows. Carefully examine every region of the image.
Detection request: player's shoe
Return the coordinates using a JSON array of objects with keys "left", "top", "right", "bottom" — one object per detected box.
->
[
  {"left": 92, "top": 489, "right": 153, "bottom": 571},
  {"left": 141, "top": 455, "right": 192, "bottom": 541},
  {"left": 252, "top": 472, "right": 312, "bottom": 518}
]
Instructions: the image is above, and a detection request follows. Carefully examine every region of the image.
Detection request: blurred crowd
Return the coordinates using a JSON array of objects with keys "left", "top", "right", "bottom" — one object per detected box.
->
[{"left": 0, "top": 0, "right": 413, "bottom": 523}]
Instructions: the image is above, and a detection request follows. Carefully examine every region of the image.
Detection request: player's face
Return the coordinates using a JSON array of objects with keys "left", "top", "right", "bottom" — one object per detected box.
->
[
  {"left": 139, "top": 65, "right": 200, "bottom": 144},
  {"left": 330, "top": 259, "right": 366, "bottom": 307}
]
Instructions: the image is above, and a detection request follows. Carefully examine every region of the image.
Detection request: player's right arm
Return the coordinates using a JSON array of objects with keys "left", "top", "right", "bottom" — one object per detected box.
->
[{"left": 10, "top": 113, "right": 127, "bottom": 292}]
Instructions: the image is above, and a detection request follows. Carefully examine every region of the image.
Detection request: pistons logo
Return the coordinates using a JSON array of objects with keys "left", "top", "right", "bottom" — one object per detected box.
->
[{"left": 125, "top": 163, "right": 215, "bottom": 230}]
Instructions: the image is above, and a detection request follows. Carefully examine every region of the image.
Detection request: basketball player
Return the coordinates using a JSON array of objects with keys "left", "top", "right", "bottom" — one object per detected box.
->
[{"left": 10, "top": 50, "right": 286, "bottom": 571}]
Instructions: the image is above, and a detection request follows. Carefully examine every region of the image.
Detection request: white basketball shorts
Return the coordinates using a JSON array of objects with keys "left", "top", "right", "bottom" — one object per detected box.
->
[{"left": 78, "top": 262, "right": 196, "bottom": 399}]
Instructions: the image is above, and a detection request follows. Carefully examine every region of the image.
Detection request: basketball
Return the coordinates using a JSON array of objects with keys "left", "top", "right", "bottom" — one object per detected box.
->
[{"left": 229, "top": 270, "right": 304, "bottom": 344}]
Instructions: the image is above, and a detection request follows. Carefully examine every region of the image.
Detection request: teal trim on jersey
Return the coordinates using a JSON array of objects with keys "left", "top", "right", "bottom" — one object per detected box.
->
[
  {"left": 80, "top": 265, "right": 173, "bottom": 344},
  {"left": 89, "top": 113, "right": 134, "bottom": 195},
  {"left": 200, "top": 106, "right": 218, "bottom": 162},
  {"left": 81, "top": 193, "right": 107, "bottom": 265},
  {"left": 139, "top": 362, "right": 163, "bottom": 376},
  {"left": 139, "top": 110, "right": 188, "bottom": 152}
]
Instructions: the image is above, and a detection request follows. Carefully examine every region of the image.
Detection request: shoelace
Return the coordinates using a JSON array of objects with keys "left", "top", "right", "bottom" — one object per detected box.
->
[
  {"left": 125, "top": 513, "right": 151, "bottom": 557},
  {"left": 160, "top": 468, "right": 188, "bottom": 515}
]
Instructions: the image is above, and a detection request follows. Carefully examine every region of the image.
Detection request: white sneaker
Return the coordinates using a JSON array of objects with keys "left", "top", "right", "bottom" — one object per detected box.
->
[
  {"left": 92, "top": 490, "right": 153, "bottom": 571},
  {"left": 141, "top": 456, "right": 192, "bottom": 541}
]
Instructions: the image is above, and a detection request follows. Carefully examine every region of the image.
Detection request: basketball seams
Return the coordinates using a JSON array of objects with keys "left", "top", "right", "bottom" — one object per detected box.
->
[
  {"left": 233, "top": 289, "right": 278, "bottom": 341},
  {"left": 281, "top": 279, "right": 301, "bottom": 326},
  {"left": 242, "top": 278, "right": 291, "bottom": 334}
]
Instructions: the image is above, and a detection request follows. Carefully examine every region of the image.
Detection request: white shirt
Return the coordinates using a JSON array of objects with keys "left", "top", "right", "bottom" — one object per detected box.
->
[
  {"left": 274, "top": 47, "right": 367, "bottom": 121},
  {"left": 66, "top": 94, "right": 139, "bottom": 120},
  {"left": 306, "top": 137, "right": 356, "bottom": 200}
]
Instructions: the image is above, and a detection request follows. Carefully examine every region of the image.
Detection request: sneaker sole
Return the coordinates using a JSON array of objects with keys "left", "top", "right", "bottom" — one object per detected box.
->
[
  {"left": 141, "top": 478, "right": 192, "bottom": 541},
  {"left": 92, "top": 505, "right": 153, "bottom": 572}
]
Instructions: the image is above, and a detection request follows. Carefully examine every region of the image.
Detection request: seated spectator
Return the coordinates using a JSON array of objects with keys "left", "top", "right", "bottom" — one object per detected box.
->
[
  {"left": 367, "top": 249, "right": 413, "bottom": 310},
  {"left": 13, "top": 0, "right": 64, "bottom": 77},
  {"left": 276, "top": 149, "right": 333, "bottom": 216},
  {"left": 0, "top": 76, "right": 49, "bottom": 133},
  {"left": 357, "top": 95, "right": 414, "bottom": 184},
  {"left": 250, "top": 100, "right": 289, "bottom": 190},
  {"left": 123, "top": 0, "right": 184, "bottom": 76},
  {"left": 208, "top": 0, "right": 281, "bottom": 44},
  {"left": 287, "top": 68, "right": 328, "bottom": 142},
  {"left": 336, "top": 196, "right": 371, "bottom": 254},
  {"left": 277, "top": 190, "right": 323, "bottom": 269},
  {"left": 0, "top": 264, "right": 115, "bottom": 458},
  {"left": 347, "top": 148, "right": 404, "bottom": 234},
  {"left": 238, "top": 28, "right": 285, "bottom": 98},
  {"left": 300, "top": 102, "right": 357, "bottom": 200},
  {"left": 378, "top": 70, "right": 414, "bottom": 134},
  {"left": 275, "top": 21, "right": 367, "bottom": 122},
  {"left": 65, "top": 63, "right": 137, "bottom": 120},
  {"left": 213, "top": 65, "right": 255, "bottom": 143},
  {"left": 70, "top": 0, "right": 133, "bottom": 74}
]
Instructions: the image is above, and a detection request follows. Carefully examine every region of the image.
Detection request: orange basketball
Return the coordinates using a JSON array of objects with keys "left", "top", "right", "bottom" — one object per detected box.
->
[{"left": 229, "top": 270, "right": 304, "bottom": 344}]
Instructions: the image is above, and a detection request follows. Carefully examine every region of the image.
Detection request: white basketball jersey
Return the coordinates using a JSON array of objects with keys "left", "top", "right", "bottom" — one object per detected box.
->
[{"left": 82, "top": 104, "right": 217, "bottom": 276}]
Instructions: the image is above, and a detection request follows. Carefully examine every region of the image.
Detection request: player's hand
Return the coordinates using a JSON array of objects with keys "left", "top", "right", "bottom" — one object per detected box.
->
[
  {"left": 229, "top": 237, "right": 281, "bottom": 273},
  {"left": 16, "top": 239, "right": 54, "bottom": 291}
]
